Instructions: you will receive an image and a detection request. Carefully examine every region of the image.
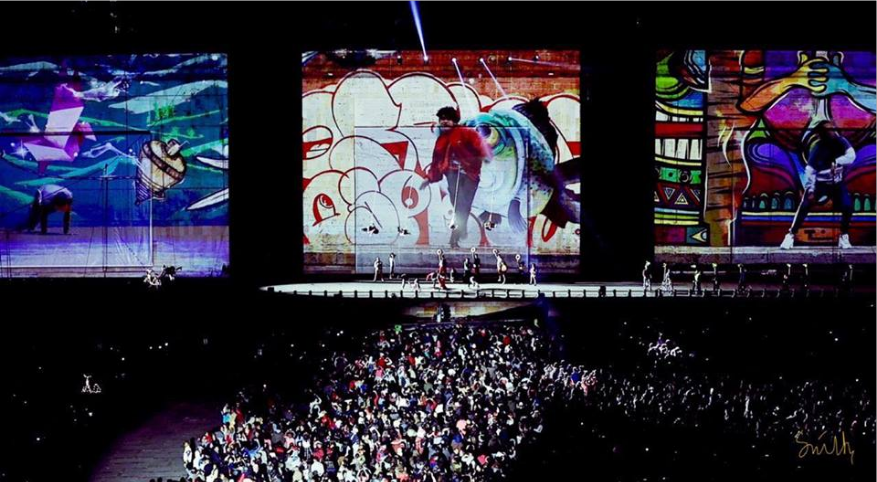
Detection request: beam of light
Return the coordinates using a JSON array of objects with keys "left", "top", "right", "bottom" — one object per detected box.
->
[
  {"left": 479, "top": 57, "right": 507, "bottom": 99},
  {"left": 451, "top": 58, "right": 478, "bottom": 115},
  {"left": 508, "top": 57, "right": 580, "bottom": 70},
  {"left": 409, "top": 1, "right": 428, "bottom": 61}
]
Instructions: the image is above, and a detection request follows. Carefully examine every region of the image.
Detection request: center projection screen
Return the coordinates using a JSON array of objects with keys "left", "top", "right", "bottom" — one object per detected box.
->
[{"left": 302, "top": 50, "right": 581, "bottom": 274}]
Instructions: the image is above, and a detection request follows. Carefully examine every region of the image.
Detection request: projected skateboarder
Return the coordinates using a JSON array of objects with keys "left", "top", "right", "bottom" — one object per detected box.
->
[{"left": 22, "top": 184, "right": 73, "bottom": 234}]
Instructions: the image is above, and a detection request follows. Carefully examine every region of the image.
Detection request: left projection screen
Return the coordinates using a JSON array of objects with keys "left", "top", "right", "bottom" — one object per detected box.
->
[{"left": 0, "top": 54, "right": 229, "bottom": 277}]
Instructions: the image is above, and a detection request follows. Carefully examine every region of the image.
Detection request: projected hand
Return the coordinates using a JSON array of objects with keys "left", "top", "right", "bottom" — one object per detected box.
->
[
  {"left": 808, "top": 62, "right": 854, "bottom": 97},
  {"left": 787, "top": 59, "right": 829, "bottom": 94}
]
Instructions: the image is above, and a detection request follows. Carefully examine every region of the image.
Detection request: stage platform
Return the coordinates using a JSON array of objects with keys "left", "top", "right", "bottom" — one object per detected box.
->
[
  {"left": 655, "top": 246, "right": 876, "bottom": 264},
  {"left": 261, "top": 280, "right": 871, "bottom": 299}
]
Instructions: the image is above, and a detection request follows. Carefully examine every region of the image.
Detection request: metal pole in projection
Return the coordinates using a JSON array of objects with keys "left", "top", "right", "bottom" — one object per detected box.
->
[
  {"left": 479, "top": 58, "right": 508, "bottom": 100},
  {"left": 452, "top": 58, "right": 478, "bottom": 115},
  {"left": 103, "top": 164, "right": 109, "bottom": 277},
  {"left": 448, "top": 164, "right": 462, "bottom": 231},
  {"left": 149, "top": 176, "right": 153, "bottom": 269}
]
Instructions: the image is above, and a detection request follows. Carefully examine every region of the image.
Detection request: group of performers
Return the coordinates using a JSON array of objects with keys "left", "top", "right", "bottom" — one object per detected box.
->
[
  {"left": 643, "top": 261, "right": 856, "bottom": 294},
  {"left": 372, "top": 248, "right": 537, "bottom": 290},
  {"left": 371, "top": 256, "right": 857, "bottom": 293}
]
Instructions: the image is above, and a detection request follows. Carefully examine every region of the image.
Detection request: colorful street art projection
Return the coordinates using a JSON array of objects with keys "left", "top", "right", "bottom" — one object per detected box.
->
[
  {"left": 0, "top": 54, "right": 228, "bottom": 276},
  {"left": 302, "top": 50, "right": 582, "bottom": 273},
  {"left": 655, "top": 50, "right": 876, "bottom": 250}
]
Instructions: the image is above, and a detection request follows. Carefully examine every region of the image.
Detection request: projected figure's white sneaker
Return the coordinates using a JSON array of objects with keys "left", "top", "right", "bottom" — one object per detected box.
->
[
  {"left": 838, "top": 234, "right": 853, "bottom": 249},
  {"left": 780, "top": 233, "right": 795, "bottom": 250}
]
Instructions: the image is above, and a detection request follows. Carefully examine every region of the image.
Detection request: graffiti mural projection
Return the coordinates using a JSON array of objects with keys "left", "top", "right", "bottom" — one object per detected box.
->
[
  {"left": 303, "top": 50, "right": 582, "bottom": 273},
  {"left": 655, "top": 50, "right": 875, "bottom": 261},
  {"left": 0, "top": 54, "right": 228, "bottom": 276}
]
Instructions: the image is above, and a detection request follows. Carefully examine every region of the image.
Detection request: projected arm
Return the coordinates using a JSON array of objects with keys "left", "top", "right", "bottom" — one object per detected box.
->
[
  {"left": 803, "top": 165, "right": 816, "bottom": 193},
  {"left": 835, "top": 145, "right": 857, "bottom": 167},
  {"left": 817, "top": 62, "right": 877, "bottom": 113},
  {"left": 845, "top": 83, "right": 877, "bottom": 113},
  {"left": 739, "top": 59, "right": 828, "bottom": 113}
]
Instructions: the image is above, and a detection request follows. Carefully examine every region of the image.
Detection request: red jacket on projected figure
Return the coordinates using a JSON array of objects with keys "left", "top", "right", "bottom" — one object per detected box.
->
[
  {"left": 426, "top": 126, "right": 492, "bottom": 183},
  {"left": 423, "top": 119, "right": 492, "bottom": 249}
]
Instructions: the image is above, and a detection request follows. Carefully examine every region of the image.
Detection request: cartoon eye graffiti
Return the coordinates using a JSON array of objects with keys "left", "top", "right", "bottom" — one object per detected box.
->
[
  {"left": 312, "top": 193, "right": 338, "bottom": 225},
  {"left": 478, "top": 124, "right": 502, "bottom": 148}
]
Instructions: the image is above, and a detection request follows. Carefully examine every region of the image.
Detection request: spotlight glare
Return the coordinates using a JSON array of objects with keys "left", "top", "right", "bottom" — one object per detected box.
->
[
  {"left": 451, "top": 57, "right": 457, "bottom": 63},
  {"left": 410, "top": 1, "right": 428, "bottom": 61}
]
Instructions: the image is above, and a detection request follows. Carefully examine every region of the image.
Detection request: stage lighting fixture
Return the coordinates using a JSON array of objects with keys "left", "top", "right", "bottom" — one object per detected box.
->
[{"left": 397, "top": 54, "right": 403, "bottom": 65}]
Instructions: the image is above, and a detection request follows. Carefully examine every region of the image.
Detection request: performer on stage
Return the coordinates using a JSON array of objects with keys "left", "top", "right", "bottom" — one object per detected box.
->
[
  {"left": 642, "top": 261, "right": 652, "bottom": 290},
  {"left": 516, "top": 254, "right": 526, "bottom": 284},
  {"left": 493, "top": 249, "right": 508, "bottom": 285},
  {"left": 388, "top": 253, "right": 396, "bottom": 279},
  {"left": 429, "top": 249, "right": 448, "bottom": 290},
  {"left": 661, "top": 262, "right": 673, "bottom": 292},
  {"left": 143, "top": 269, "right": 161, "bottom": 289},
  {"left": 529, "top": 263, "right": 538, "bottom": 286},
  {"left": 471, "top": 248, "right": 481, "bottom": 281},
  {"left": 463, "top": 257, "right": 471, "bottom": 282},
  {"left": 22, "top": 184, "right": 73, "bottom": 235},
  {"left": 737, "top": 264, "right": 748, "bottom": 292},
  {"left": 782, "top": 263, "right": 792, "bottom": 291},
  {"left": 802, "top": 263, "right": 810, "bottom": 290},
  {"left": 160, "top": 265, "right": 181, "bottom": 283},
  {"left": 841, "top": 263, "right": 854, "bottom": 291},
  {"left": 711, "top": 263, "right": 720, "bottom": 292},
  {"left": 373, "top": 257, "right": 384, "bottom": 282},
  {"left": 420, "top": 107, "right": 493, "bottom": 248},
  {"left": 691, "top": 265, "right": 702, "bottom": 295}
]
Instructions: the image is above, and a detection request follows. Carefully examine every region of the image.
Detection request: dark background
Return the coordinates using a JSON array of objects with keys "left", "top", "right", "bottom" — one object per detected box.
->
[{"left": 0, "top": 4, "right": 873, "bottom": 481}]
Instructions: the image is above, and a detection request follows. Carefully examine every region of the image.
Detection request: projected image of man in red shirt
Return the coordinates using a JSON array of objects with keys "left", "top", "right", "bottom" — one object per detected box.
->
[{"left": 420, "top": 107, "right": 493, "bottom": 249}]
